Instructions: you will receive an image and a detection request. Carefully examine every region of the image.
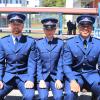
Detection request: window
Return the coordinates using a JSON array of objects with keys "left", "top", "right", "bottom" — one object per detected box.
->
[
  {"left": 10, "top": 0, "right": 12, "bottom": 3},
  {"left": 20, "top": 0, "right": 22, "bottom": 4},
  {"left": 16, "top": 0, "right": 18, "bottom": 4},
  {"left": 2, "top": 0, "right": 4, "bottom": 3}
]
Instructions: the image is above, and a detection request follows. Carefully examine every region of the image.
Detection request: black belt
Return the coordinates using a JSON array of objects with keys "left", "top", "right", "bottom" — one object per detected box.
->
[
  {"left": 11, "top": 70, "right": 27, "bottom": 74},
  {"left": 73, "top": 67, "right": 96, "bottom": 72}
]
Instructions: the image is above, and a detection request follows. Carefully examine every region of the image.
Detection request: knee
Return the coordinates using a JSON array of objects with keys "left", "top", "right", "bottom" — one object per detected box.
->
[
  {"left": 39, "top": 95, "right": 48, "bottom": 100},
  {"left": 64, "top": 92, "right": 77, "bottom": 100},
  {"left": 54, "top": 93, "right": 63, "bottom": 100},
  {"left": 23, "top": 93, "right": 34, "bottom": 100},
  {"left": 65, "top": 92, "right": 74, "bottom": 97},
  {"left": 0, "top": 93, "right": 5, "bottom": 99},
  {"left": 96, "top": 95, "right": 100, "bottom": 100},
  {"left": 54, "top": 96, "right": 63, "bottom": 100},
  {"left": 91, "top": 83, "right": 100, "bottom": 97},
  {"left": 0, "top": 97, "right": 4, "bottom": 100}
]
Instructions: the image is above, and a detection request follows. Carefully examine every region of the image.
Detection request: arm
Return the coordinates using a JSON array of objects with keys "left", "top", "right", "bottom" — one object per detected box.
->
[
  {"left": 36, "top": 43, "right": 47, "bottom": 88},
  {"left": 0, "top": 39, "right": 5, "bottom": 81},
  {"left": 27, "top": 39, "right": 37, "bottom": 82},
  {"left": 0, "top": 39, "right": 5, "bottom": 89},
  {"left": 55, "top": 42, "right": 64, "bottom": 89},
  {"left": 63, "top": 41, "right": 75, "bottom": 81},
  {"left": 36, "top": 43, "right": 44, "bottom": 81},
  {"left": 56, "top": 42, "right": 64, "bottom": 81},
  {"left": 97, "top": 49, "right": 100, "bottom": 69},
  {"left": 63, "top": 41, "right": 80, "bottom": 92}
]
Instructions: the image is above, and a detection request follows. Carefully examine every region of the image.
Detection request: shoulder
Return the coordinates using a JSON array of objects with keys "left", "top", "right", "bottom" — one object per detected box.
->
[
  {"left": 36, "top": 38, "right": 44, "bottom": 44},
  {"left": 92, "top": 36, "right": 100, "bottom": 40},
  {"left": 24, "top": 35, "right": 36, "bottom": 42},
  {"left": 36, "top": 38, "right": 43, "bottom": 41},
  {"left": 56, "top": 37, "right": 63, "bottom": 41},
  {"left": 1, "top": 35, "right": 10, "bottom": 40},
  {"left": 64, "top": 36, "right": 77, "bottom": 47},
  {"left": 56, "top": 38, "right": 64, "bottom": 45},
  {"left": 92, "top": 36, "right": 100, "bottom": 42},
  {"left": 66, "top": 36, "right": 75, "bottom": 42},
  {"left": 1, "top": 35, "right": 10, "bottom": 43}
]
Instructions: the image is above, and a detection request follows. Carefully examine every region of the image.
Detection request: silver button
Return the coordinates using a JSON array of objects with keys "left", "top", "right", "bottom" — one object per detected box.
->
[
  {"left": 75, "top": 55, "right": 77, "bottom": 57},
  {"left": 84, "top": 55, "right": 87, "bottom": 59},
  {"left": 83, "top": 63, "right": 86, "bottom": 66}
]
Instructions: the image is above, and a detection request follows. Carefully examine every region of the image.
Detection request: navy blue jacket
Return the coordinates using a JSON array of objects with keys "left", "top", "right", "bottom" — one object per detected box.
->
[
  {"left": 0, "top": 35, "right": 36, "bottom": 83},
  {"left": 63, "top": 35, "right": 100, "bottom": 82},
  {"left": 36, "top": 37, "right": 63, "bottom": 82}
]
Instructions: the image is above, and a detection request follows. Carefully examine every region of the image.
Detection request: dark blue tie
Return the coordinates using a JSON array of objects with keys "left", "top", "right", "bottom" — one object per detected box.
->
[
  {"left": 83, "top": 40, "right": 87, "bottom": 49},
  {"left": 15, "top": 37, "right": 18, "bottom": 44},
  {"left": 15, "top": 37, "right": 18, "bottom": 50}
]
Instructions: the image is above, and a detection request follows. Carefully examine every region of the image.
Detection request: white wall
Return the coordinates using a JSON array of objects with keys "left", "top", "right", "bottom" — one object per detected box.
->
[{"left": 65, "top": 0, "right": 74, "bottom": 23}]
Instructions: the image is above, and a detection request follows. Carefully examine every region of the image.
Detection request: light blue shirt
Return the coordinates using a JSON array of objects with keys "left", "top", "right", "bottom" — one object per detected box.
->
[{"left": 11, "top": 35, "right": 21, "bottom": 44}]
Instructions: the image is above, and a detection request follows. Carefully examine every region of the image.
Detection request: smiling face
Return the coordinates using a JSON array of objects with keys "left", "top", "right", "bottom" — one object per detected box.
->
[
  {"left": 9, "top": 21, "right": 24, "bottom": 36},
  {"left": 78, "top": 23, "right": 93, "bottom": 39},
  {"left": 44, "top": 28, "right": 56, "bottom": 40}
]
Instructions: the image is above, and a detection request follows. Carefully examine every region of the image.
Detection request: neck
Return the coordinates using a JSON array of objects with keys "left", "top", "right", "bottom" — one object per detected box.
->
[
  {"left": 12, "top": 33, "right": 22, "bottom": 37},
  {"left": 47, "top": 36, "right": 54, "bottom": 41}
]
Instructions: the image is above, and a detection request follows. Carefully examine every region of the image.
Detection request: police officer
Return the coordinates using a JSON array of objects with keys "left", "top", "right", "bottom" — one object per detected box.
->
[
  {"left": 63, "top": 15, "right": 100, "bottom": 100},
  {"left": 36, "top": 18, "right": 63, "bottom": 100},
  {"left": 0, "top": 12, "right": 36, "bottom": 100}
]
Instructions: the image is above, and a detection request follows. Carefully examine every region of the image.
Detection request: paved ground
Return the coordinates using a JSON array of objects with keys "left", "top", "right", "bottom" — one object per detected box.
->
[
  {"left": 5, "top": 90, "right": 53, "bottom": 100},
  {"left": 4, "top": 90, "right": 92, "bottom": 100}
]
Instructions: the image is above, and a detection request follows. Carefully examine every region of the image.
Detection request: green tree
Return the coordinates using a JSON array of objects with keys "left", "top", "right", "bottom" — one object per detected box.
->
[{"left": 42, "top": 0, "right": 66, "bottom": 7}]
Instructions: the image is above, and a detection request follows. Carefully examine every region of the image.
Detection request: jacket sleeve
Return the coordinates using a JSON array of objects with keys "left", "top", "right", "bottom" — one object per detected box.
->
[
  {"left": 97, "top": 47, "right": 100, "bottom": 69},
  {"left": 36, "top": 43, "right": 43, "bottom": 82},
  {"left": 56, "top": 42, "right": 64, "bottom": 81},
  {"left": 63, "top": 41, "right": 76, "bottom": 81},
  {"left": 27, "top": 39, "right": 37, "bottom": 82},
  {"left": 0, "top": 39, "right": 5, "bottom": 81}
]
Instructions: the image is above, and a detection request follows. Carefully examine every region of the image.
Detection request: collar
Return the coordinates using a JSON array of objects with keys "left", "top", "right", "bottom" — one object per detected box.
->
[
  {"left": 45, "top": 37, "right": 54, "bottom": 43},
  {"left": 11, "top": 35, "right": 21, "bottom": 44},
  {"left": 79, "top": 35, "right": 90, "bottom": 43}
]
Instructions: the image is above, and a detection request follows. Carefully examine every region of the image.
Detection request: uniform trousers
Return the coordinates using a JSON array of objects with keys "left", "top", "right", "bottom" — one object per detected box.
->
[
  {"left": 37, "top": 75, "right": 63, "bottom": 100},
  {"left": 0, "top": 76, "right": 35, "bottom": 100}
]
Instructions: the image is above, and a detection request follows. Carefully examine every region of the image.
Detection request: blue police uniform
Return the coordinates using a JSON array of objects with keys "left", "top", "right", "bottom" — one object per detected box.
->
[
  {"left": 63, "top": 15, "right": 100, "bottom": 100},
  {"left": 36, "top": 18, "right": 64, "bottom": 100},
  {"left": 0, "top": 12, "right": 36, "bottom": 100}
]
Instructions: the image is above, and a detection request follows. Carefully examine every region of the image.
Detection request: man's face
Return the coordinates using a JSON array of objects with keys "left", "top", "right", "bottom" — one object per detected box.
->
[
  {"left": 44, "top": 29, "right": 56, "bottom": 38},
  {"left": 9, "top": 21, "right": 24, "bottom": 36},
  {"left": 78, "top": 23, "right": 92, "bottom": 39}
]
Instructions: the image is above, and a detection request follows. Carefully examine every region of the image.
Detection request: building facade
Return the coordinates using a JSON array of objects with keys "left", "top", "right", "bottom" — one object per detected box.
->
[{"left": 65, "top": 0, "right": 99, "bottom": 24}]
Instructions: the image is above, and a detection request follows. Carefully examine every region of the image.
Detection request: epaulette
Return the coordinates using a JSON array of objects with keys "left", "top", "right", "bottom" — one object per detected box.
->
[
  {"left": 63, "top": 37, "right": 74, "bottom": 42},
  {"left": 36, "top": 38, "right": 43, "bottom": 41},
  {"left": 57, "top": 37, "right": 63, "bottom": 40},
  {"left": 1, "top": 35, "right": 10, "bottom": 39},
  {"left": 66, "top": 36, "right": 74, "bottom": 40},
  {"left": 93, "top": 36, "right": 100, "bottom": 40}
]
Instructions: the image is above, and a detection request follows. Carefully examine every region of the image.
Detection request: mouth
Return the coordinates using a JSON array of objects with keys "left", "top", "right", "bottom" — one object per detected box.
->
[{"left": 13, "top": 29, "right": 19, "bottom": 34}]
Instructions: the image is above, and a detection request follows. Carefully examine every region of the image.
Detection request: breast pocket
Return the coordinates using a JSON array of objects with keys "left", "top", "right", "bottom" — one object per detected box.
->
[
  {"left": 88, "top": 55, "right": 98, "bottom": 62},
  {"left": 51, "top": 52, "right": 60, "bottom": 60}
]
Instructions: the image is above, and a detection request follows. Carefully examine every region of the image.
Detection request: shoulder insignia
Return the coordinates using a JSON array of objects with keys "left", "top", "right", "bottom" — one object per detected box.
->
[{"left": 1, "top": 35, "right": 10, "bottom": 39}]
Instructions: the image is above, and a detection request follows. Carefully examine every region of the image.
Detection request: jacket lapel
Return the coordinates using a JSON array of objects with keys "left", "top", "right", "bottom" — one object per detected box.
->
[
  {"left": 50, "top": 38, "right": 57, "bottom": 51},
  {"left": 75, "top": 36, "right": 85, "bottom": 53},
  {"left": 8, "top": 35, "right": 15, "bottom": 52},
  {"left": 43, "top": 38, "right": 57, "bottom": 51},
  {"left": 86, "top": 37, "right": 94, "bottom": 55},
  {"left": 15, "top": 35, "right": 26, "bottom": 53}
]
